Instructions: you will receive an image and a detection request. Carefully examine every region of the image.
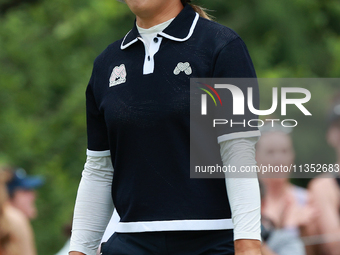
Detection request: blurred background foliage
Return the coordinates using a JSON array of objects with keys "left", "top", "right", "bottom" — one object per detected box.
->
[{"left": 0, "top": 0, "right": 339, "bottom": 253}]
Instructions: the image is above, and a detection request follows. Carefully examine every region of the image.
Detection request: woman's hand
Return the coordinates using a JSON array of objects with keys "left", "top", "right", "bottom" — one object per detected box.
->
[
  {"left": 69, "top": 252, "right": 85, "bottom": 255},
  {"left": 235, "top": 239, "right": 262, "bottom": 255}
]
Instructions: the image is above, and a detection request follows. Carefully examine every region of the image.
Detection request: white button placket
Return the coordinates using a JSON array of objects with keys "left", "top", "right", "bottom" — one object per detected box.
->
[{"left": 139, "top": 36, "right": 163, "bottom": 75}]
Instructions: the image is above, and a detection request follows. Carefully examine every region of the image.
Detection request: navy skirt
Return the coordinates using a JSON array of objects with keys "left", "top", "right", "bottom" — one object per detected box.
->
[{"left": 101, "top": 229, "right": 234, "bottom": 255}]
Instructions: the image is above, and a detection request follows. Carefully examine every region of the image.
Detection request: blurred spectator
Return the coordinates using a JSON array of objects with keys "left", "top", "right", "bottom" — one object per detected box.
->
[
  {"left": 256, "top": 124, "right": 317, "bottom": 255},
  {"left": 306, "top": 98, "right": 340, "bottom": 255},
  {"left": 0, "top": 168, "right": 18, "bottom": 255},
  {"left": 259, "top": 179, "right": 306, "bottom": 255},
  {"left": 7, "top": 168, "right": 44, "bottom": 219},
  {"left": 4, "top": 166, "right": 44, "bottom": 255},
  {"left": 0, "top": 165, "right": 43, "bottom": 255}
]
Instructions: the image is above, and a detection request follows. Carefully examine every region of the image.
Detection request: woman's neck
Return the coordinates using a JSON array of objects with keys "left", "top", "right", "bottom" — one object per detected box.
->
[{"left": 136, "top": 2, "right": 183, "bottom": 29}]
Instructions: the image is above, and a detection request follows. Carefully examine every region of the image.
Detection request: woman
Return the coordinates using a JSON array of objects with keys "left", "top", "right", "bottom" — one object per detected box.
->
[
  {"left": 256, "top": 126, "right": 316, "bottom": 255},
  {"left": 70, "top": 1, "right": 262, "bottom": 254}
]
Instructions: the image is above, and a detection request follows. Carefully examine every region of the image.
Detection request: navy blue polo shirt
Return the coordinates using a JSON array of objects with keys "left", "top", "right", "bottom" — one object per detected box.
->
[{"left": 86, "top": 4, "right": 260, "bottom": 232}]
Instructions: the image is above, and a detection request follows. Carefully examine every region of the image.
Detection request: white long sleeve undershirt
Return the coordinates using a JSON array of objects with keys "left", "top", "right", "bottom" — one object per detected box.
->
[
  {"left": 69, "top": 156, "right": 114, "bottom": 255},
  {"left": 221, "top": 137, "right": 262, "bottom": 241},
  {"left": 69, "top": 137, "right": 261, "bottom": 254}
]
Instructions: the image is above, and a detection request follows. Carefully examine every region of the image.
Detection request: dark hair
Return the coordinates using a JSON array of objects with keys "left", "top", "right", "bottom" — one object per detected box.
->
[{"left": 181, "top": 0, "right": 211, "bottom": 20}]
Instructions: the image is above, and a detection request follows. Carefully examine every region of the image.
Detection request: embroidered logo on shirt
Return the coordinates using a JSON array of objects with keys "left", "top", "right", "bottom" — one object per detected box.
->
[
  {"left": 109, "top": 64, "right": 127, "bottom": 87},
  {"left": 174, "top": 62, "right": 192, "bottom": 75}
]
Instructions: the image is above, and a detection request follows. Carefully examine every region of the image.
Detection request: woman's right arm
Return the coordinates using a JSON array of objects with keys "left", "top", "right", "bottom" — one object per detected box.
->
[
  {"left": 69, "top": 155, "right": 114, "bottom": 255},
  {"left": 69, "top": 61, "right": 115, "bottom": 254}
]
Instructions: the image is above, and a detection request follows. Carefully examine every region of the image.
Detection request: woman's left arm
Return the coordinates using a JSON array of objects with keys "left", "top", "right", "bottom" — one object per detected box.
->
[
  {"left": 212, "top": 30, "right": 262, "bottom": 254},
  {"left": 220, "top": 137, "right": 262, "bottom": 255}
]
